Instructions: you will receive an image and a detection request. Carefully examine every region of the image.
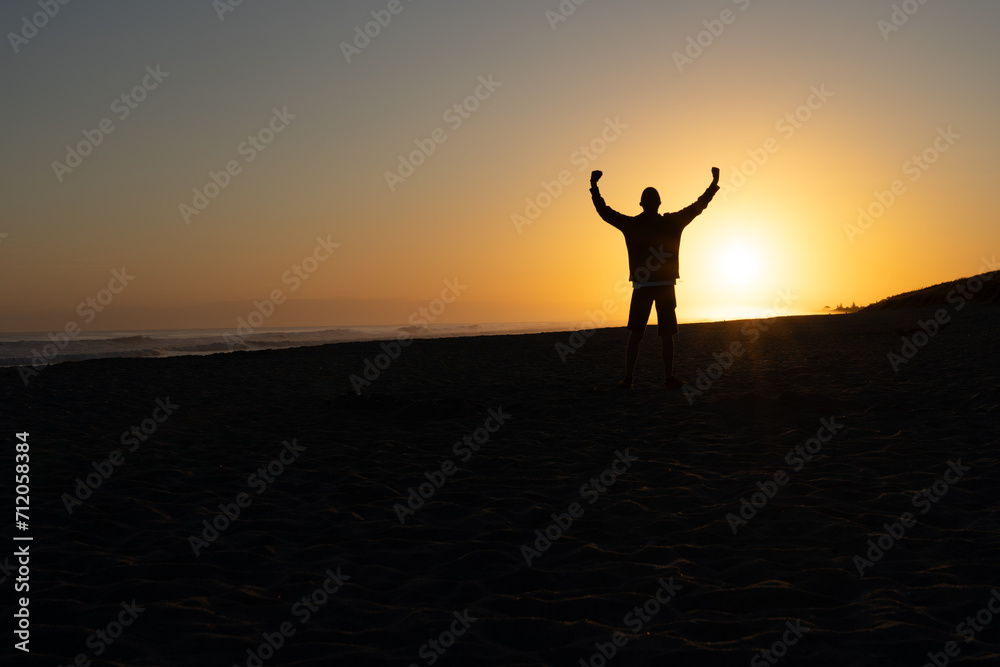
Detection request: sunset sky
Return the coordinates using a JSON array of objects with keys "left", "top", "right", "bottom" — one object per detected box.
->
[{"left": 1, "top": 0, "right": 998, "bottom": 332}]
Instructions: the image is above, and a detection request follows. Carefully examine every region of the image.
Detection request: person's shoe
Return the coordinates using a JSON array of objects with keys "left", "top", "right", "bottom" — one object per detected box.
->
[
  {"left": 617, "top": 377, "right": 633, "bottom": 390},
  {"left": 664, "top": 376, "right": 686, "bottom": 390}
]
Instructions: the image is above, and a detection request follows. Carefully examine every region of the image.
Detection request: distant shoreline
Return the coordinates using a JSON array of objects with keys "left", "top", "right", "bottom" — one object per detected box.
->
[{"left": 1, "top": 299, "right": 988, "bottom": 370}]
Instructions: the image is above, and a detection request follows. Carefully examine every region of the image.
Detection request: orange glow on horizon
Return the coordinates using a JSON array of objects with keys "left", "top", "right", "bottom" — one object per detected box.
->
[{"left": 1, "top": 3, "right": 997, "bottom": 332}]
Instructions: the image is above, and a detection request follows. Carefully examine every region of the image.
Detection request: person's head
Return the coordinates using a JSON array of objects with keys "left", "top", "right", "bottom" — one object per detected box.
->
[{"left": 640, "top": 187, "right": 661, "bottom": 213}]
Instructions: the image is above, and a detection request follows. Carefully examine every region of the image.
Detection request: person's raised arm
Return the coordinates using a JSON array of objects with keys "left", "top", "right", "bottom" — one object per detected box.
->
[
  {"left": 590, "top": 170, "right": 628, "bottom": 230},
  {"left": 589, "top": 170, "right": 604, "bottom": 201},
  {"left": 673, "top": 167, "right": 721, "bottom": 223}
]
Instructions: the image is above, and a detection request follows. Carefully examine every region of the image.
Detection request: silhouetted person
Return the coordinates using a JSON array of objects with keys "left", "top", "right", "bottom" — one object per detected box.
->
[{"left": 590, "top": 168, "right": 720, "bottom": 389}]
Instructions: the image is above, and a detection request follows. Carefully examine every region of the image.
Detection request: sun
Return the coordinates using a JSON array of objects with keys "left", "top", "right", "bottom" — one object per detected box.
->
[{"left": 716, "top": 243, "right": 762, "bottom": 287}]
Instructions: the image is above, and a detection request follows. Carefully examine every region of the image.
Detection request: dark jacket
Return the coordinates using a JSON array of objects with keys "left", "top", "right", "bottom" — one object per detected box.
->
[{"left": 591, "top": 183, "right": 719, "bottom": 282}]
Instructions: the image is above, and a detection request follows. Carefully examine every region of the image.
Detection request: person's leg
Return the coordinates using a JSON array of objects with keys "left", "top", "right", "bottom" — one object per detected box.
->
[
  {"left": 661, "top": 334, "right": 674, "bottom": 379},
  {"left": 625, "top": 327, "right": 644, "bottom": 383},
  {"left": 654, "top": 286, "right": 681, "bottom": 385},
  {"left": 622, "top": 288, "right": 654, "bottom": 387}
]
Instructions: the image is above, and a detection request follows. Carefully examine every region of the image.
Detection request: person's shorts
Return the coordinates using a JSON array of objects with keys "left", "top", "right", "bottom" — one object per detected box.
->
[{"left": 627, "top": 285, "right": 677, "bottom": 336}]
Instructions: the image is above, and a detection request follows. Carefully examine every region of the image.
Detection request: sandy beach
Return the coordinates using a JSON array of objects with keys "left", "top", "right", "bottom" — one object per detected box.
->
[{"left": 5, "top": 302, "right": 999, "bottom": 666}]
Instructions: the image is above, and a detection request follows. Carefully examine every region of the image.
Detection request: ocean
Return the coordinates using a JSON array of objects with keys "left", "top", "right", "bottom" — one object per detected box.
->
[{"left": 0, "top": 322, "right": 587, "bottom": 368}]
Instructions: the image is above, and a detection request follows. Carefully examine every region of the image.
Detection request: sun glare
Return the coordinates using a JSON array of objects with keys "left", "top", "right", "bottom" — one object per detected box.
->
[{"left": 717, "top": 243, "right": 762, "bottom": 287}]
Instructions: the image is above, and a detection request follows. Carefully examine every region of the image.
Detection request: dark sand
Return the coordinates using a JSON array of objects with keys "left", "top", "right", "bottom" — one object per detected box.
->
[{"left": 4, "top": 304, "right": 999, "bottom": 666}]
